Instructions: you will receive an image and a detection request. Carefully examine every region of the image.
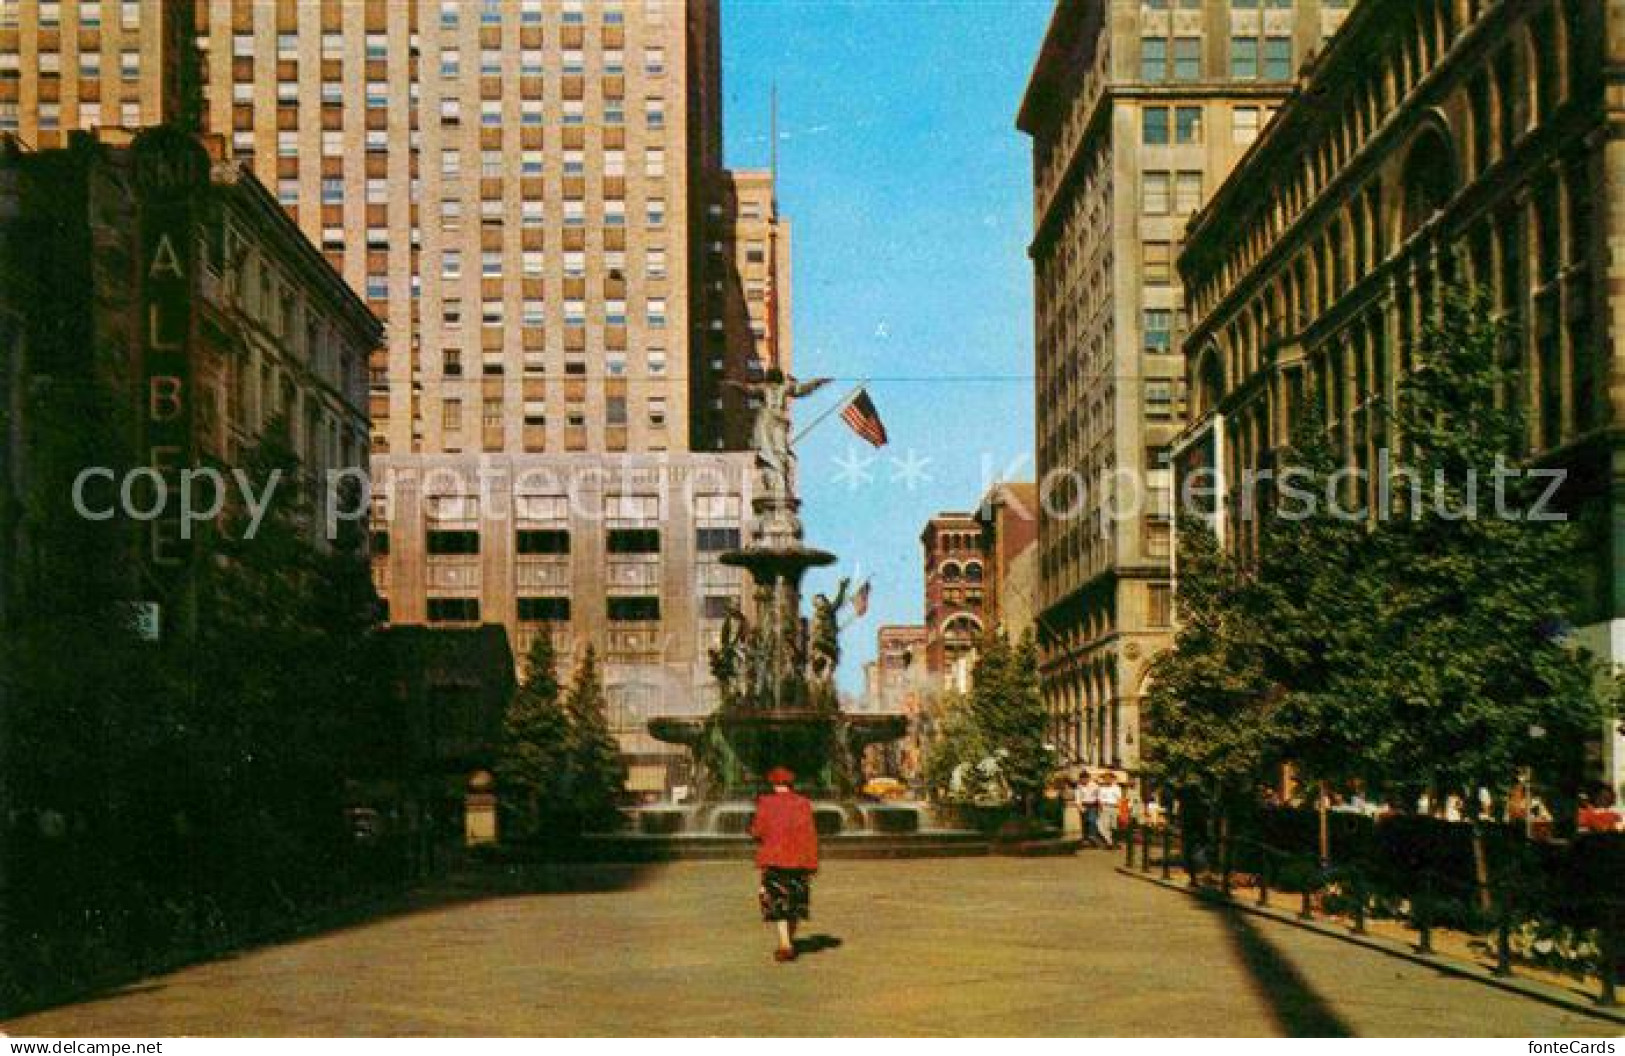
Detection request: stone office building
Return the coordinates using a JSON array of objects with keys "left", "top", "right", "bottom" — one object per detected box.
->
[
  {"left": 1016, "top": 0, "right": 1347, "bottom": 771},
  {"left": 1176, "top": 0, "right": 1624, "bottom": 787}
]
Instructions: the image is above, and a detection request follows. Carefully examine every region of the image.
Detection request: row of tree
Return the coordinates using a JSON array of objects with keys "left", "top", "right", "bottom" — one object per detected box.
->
[
  {"left": 1145, "top": 285, "right": 1617, "bottom": 826},
  {"left": 496, "top": 635, "right": 626, "bottom": 839}
]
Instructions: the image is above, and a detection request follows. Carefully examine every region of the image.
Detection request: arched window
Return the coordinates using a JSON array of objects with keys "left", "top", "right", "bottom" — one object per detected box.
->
[
  {"left": 964, "top": 560, "right": 984, "bottom": 583},
  {"left": 1399, "top": 125, "right": 1458, "bottom": 241},
  {"left": 940, "top": 560, "right": 962, "bottom": 583}
]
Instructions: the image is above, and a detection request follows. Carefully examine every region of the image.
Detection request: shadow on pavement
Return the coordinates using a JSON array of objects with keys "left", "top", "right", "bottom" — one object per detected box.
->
[
  {"left": 1, "top": 862, "right": 664, "bottom": 1026},
  {"left": 1197, "top": 899, "right": 1355, "bottom": 1038},
  {"left": 792, "top": 934, "right": 843, "bottom": 957}
]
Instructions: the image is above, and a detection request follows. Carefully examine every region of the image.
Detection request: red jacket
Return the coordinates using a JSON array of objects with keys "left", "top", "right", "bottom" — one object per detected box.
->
[{"left": 750, "top": 790, "right": 819, "bottom": 870}]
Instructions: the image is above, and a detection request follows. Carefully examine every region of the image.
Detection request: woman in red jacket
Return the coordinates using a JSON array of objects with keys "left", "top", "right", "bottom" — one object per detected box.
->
[{"left": 749, "top": 766, "right": 819, "bottom": 962}]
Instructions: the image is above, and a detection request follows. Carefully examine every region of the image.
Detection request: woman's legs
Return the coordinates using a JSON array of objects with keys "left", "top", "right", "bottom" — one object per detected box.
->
[{"left": 775, "top": 920, "right": 792, "bottom": 951}]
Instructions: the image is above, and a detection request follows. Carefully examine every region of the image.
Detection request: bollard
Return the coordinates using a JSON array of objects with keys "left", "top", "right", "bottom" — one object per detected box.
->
[
  {"left": 1125, "top": 821, "right": 1136, "bottom": 868},
  {"left": 1299, "top": 886, "right": 1314, "bottom": 921},
  {"left": 1351, "top": 872, "right": 1367, "bottom": 936},
  {"left": 1598, "top": 910, "right": 1619, "bottom": 1008},
  {"left": 1161, "top": 824, "right": 1172, "bottom": 881},
  {"left": 1493, "top": 912, "right": 1512, "bottom": 977},
  {"left": 1139, "top": 823, "right": 1152, "bottom": 873},
  {"left": 1416, "top": 877, "right": 1435, "bottom": 954},
  {"left": 1256, "top": 857, "right": 1269, "bottom": 908}
]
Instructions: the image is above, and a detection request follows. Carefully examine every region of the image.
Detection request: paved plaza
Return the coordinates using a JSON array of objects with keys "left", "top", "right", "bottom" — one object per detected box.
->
[{"left": 4, "top": 854, "right": 1617, "bottom": 1037}]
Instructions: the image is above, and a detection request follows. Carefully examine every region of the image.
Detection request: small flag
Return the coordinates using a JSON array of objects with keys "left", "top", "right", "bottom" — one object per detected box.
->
[
  {"left": 840, "top": 388, "right": 889, "bottom": 447},
  {"left": 851, "top": 579, "right": 872, "bottom": 617}
]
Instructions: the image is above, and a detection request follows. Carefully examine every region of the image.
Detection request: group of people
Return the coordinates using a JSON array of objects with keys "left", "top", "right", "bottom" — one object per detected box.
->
[{"left": 1067, "top": 770, "right": 1149, "bottom": 849}]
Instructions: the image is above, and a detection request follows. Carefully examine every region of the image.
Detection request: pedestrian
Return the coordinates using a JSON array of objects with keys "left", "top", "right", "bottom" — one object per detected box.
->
[
  {"left": 1097, "top": 771, "right": 1123, "bottom": 849},
  {"left": 1076, "top": 771, "right": 1101, "bottom": 847},
  {"left": 749, "top": 766, "right": 819, "bottom": 962},
  {"left": 1577, "top": 784, "right": 1624, "bottom": 834}
]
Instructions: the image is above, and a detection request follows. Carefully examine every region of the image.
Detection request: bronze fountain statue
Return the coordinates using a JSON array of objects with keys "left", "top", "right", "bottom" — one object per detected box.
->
[{"left": 646, "top": 371, "right": 907, "bottom": 809}]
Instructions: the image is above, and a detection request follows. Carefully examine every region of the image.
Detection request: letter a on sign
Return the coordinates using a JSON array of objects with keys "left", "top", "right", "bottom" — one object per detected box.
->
[{"left": 149, "top": 233, "right": 185, "bottom": 279}]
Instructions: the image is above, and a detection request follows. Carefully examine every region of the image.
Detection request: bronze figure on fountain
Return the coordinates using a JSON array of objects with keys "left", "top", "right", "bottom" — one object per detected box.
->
[{"left": 647, "top": 369, "right": 905, "bottom": 803}]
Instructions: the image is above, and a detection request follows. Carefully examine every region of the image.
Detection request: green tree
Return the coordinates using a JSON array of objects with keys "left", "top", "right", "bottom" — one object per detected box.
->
[
  {"left": 1368, "top": 285, "right": 1612, "bottom": 812},
  {"left": 560, "top": 646, "right": 626, "bottom": 831},
  {"left": 1256, "top": 413, "right": 1387, "bottom": 793},
  {"left": 968, "top": 630, "right": 1051, "bottom": 814},
  {"left": 920, "top": 689, "right": 986, "bottom": 799},
  {"left": 495, "top": 634, "right": 570, "bottom": 839},
  {"left": 1143, "top": 520, "right": 1276, "bottom": 809}
]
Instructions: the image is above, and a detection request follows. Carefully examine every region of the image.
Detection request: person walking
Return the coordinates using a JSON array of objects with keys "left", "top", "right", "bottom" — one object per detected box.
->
[
  {"left": 749, "top": 766, "right": 820, "bottom": 962},
  {"left": 1076, "top": 772, "right": 1101, "bottom": 847},
  {"left": 1097, "top": 771, "right": 1123, "bottom": 849}
]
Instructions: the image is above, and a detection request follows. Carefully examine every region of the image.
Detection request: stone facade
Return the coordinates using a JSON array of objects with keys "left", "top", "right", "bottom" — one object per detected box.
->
[
  {"left": 1178, "top": 0, "right": 1624, "bottom": 789},
  {"left": 1, "top": 1, "right": 788, "bottom": 792},
  {"left": 1017, "top": 0, "right": 1346, "bottom": 770}
]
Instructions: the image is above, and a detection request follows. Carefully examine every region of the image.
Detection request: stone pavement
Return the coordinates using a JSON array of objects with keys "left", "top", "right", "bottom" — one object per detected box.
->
[{"left": 4, "top": 852, "right": 1617, "bottom": 1037}]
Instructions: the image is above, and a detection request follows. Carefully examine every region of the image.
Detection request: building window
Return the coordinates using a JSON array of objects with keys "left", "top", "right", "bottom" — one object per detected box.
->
[
  {"left": 427, "top": 597, "right": 481, "bottom": 623},
  {"left": 1142, "top": 172, "right": 1170, "bottom": 215},
  {"left": 1142, "top": 106, "right": 1169, "bottom": 145},
  {"left": 1175, "top": 106, "right": 1203, "bottom": 144},
  {"left": 518, "top": 597, "right": 571, "bottom": 622},
  {"left": 1173, "top": 37, "right": 1201, "bottom": 81},
  {"left": 646, "top": 298, "right": 667, "bottom": 328},
  {"left": 517, "top": 529, "right": 571, "bottom": 555},
  {"left": 1233, "top": 106, "right": 1261, "bottom": 144},
  {"left": 1231, "top": 37, "right": 1258, "bottom": 79},
  {"left": 427, "top": 529, "right": 480, "bottom": 556},
  {"left": 1143, "top": 309, "right": 1173, "bottom": 353},
  {"left": 1140, "top": 37, "right": 1167, "bottom": 81},
  {"left": 1263, "top": 36, "right": 1293, "bottom": 80},
  {"left": 607, "top": 528, "right": 661, "bottom": 554},
  {"left": 608, "top": 597, "right": 660, "bottom": 622},
  {"left": 1148, "top": 583, "right": 1173, "bottom": 627},
  {"left": 1144, "top": 242, "right": 1172, "bottom": 285},
  {"left": 1175, "top": 171, "right": 1203, "bottom": 213},
  {"left": 696, "top": 527, "right": 741, "bottom": 552},
  {"left": 1145, "top": 380, "right": 1175, "bottom": 419}
]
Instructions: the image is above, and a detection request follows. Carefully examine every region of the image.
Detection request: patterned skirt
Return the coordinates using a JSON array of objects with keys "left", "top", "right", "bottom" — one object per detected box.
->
[{"left": 758, "top": 866, "right": 813, "bottom": 922}]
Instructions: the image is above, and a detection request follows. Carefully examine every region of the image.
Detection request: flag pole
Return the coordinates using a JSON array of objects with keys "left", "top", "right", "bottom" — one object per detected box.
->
[{"left": 791, "top": 379, "right": 867, "bottom": 447}]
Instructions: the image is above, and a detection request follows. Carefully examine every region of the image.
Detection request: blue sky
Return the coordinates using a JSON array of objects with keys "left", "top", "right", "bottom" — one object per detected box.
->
[{"left": 720, "top": 0, "right": 1055, "bottom": 693}]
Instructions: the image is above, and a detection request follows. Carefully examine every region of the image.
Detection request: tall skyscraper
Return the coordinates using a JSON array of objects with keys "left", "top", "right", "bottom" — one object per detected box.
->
[
  {"left": 1017, "top": 0, "right": 1346, "bottom": 771},
  {"left": 2, "top": 0, "right": 789, "bottom": 793}
]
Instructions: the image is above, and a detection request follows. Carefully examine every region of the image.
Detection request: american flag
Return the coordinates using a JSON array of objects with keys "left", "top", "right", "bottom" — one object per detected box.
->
[
  {"left": 851, "top": 579, "right": 872, "bottom": 617},
  {"left": 840, "top": 388, "right": 889, "bottom": 448}
]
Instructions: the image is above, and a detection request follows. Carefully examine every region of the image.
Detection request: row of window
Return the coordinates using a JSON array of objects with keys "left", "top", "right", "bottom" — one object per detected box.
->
[
  {"left": 436, "top": 348, "right": 670, "bottom": 380},
  {"left": 1142, "top": 170, "right": 1204, "bottom": 216},
  {"left": 420, "top": 525, "right": 742, "bottom": 557},
  {"left": 1139, "top": 35, "right": 1295, "bottom": 83},
  {"left": 422, "top": 592, "right": 734, "bottom": 626},
  {"left": 1143, "top": 103, "right": 1275, "bottom": 147}
]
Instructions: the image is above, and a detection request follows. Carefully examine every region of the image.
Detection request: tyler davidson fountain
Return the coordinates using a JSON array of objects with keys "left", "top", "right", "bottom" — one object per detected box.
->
[{"left": 603, "top": 372, "right": 984, "bottom": 858}]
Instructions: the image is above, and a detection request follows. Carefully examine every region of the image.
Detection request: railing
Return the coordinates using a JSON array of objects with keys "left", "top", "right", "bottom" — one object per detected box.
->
[{"left": 1121, "top": 811, "right": 1623, "bottom": 1008}]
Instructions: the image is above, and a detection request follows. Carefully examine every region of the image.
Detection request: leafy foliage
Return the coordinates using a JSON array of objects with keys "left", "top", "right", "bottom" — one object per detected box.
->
[
  {"left": 924, "top": 630, "right": 1052, "bottom": 813},
  {"left": 1143, "top": 520, "right": 1275, "bottom": 807},
  {"left": 1146, "top": 284, "right": 1616, "bottom": 817}
]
